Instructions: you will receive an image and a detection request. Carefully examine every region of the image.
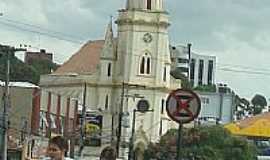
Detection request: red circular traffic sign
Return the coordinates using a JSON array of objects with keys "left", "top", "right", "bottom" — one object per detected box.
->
[{"left": 166, "top": 89, "right": 201, "bottom": 124}]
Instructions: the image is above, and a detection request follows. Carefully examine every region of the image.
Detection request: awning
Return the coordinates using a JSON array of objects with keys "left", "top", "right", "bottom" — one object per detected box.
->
[{"left": 224, "top": 112, "right": 270, "bottom": 138}]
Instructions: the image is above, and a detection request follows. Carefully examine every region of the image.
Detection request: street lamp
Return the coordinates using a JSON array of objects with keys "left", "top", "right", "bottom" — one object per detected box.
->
[{"left": 128, "top": 99, "right": 154, "bottom": 160}]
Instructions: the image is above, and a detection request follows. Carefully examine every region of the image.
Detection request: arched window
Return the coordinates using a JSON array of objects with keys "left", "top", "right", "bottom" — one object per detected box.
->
[
  {"left": 140, "top": 57, "right": 145, "bottom": 74},
  {"left": 163, "top": 66, "right": 167, "bottom": 82},
  {"left": 107, "top": 63, "right": 112, "bottom": 77},
  {"left": 146, "top": 57, "right": 151, "bottom": 74},
  {"left": 139, "top": 53, "right": 151, "bottom": 75},
  {"left": 147, "top": 0, "right": 152, "bottom": 10},
  {"left": 105, "top": 95, "right": 109, "bottom": 110},
  {"left": 107, "top": 63, "right": 111, "bottom": 77}
]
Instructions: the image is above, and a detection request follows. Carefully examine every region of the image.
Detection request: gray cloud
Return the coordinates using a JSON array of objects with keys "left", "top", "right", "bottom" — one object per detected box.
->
[
  {"left": 0, "top": 0, "right": 270, "bottom": 98},
  {"left": 168, "top": 0, "right": 270, "bottom": 51}
]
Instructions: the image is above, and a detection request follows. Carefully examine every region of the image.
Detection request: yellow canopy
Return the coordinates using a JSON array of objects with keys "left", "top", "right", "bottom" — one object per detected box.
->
[{"left": 225, "top": 112, "right": 270, "bottom": 138}]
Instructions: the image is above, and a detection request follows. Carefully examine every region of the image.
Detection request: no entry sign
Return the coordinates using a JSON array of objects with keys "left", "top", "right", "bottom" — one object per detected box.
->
[{"left": 166, "top": 89, "right": 201, "bottom": 124}]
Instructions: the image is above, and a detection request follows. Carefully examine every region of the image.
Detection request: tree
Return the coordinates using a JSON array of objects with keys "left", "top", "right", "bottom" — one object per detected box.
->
[
  {"left": 181, "top": 76, "right": 192, "bottom": 89},
  {"left": 144, "top": 126, "right": 257, "bottom": 160},
  {"left": 0, "top": 53, "right": 59, "bottom": 84},
  {"left": 28, "top": 58, "right": 59, "bottom": 75},
  {"left": 193, "top": 84, "right": 217, "bottom": 93},
  {"left": 251, "top": 94, "right": 267, "bottom": 115},
  {"left": 0, "top": 54, "right": 39, "bottom": 84}
]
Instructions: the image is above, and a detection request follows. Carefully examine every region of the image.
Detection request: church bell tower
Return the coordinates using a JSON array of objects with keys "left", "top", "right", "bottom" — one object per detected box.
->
[
  {"left": 116, "top": 0, "right": 171, "bottom": 86},
  {"left": 115, "top": 1, "right": 174, "bottom": 157}
]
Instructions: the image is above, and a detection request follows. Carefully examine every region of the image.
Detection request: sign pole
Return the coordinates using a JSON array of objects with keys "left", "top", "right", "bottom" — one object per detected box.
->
[
  {"left": 176, "top": 123, "right": 183, "bottom": 160},
  {"left": 128, "top": 109, "right": 136, "bottom": 160},
  {"left": 166, "top": 89, "right": 201, "bottom": 160}
]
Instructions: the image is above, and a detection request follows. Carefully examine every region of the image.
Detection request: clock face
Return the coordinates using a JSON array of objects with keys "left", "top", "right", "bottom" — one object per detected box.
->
[{"left": 143, "top": 33, "right": 153, "bottom": 43}]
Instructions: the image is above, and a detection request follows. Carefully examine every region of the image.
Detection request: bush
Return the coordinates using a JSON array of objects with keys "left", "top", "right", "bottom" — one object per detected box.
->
[{"left": 144, "top": 126, "right": 257, "bottom": 160}]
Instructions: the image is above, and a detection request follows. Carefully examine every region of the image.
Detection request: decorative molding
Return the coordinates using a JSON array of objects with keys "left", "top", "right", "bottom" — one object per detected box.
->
[
  {"left": 41, "top": 81, "right": 176, "bottom": 93},
  {"left": 118, "top": 9, "right": 169, "bottom": 15},
  {"left": 116, "top": 18, "right": 170, "bottom": 28}
]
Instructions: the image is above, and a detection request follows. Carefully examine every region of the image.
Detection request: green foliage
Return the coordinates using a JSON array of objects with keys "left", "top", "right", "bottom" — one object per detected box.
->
[
  {"left": 145, "top": 126, "right": 257, "bottom": 160},
  {"left": 193, "top": 84, "right": 217, "bottom": 92},
  {"left": 251, "top": 94, "right": 267, "bottom": 107},
  {"left": 175, "top": 73, "right": 192, "bottom": 89},
  {"left": 0, "top": 54, "right": 58, "bottom": 84},
  {"left": 182, "top": 79, "right": 192, "bottom": 90},
  {"left": 28, "top": 58, "right": 58, "bottom": 75},
  {"left": 0, "top": 54, "right": 39, "bottom": 84}
]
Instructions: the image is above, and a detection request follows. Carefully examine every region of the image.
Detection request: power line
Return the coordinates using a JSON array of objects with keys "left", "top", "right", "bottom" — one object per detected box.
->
[
  {"left": 131, "top": 53, "right": 270, "bottom": 77},
  {"left": 3, "top": 17, "right": 270, "bottom": 76},
  {"left": 4, "top": 19, "right": 269, "bottom": 78},
  {"left": 218, "top": 67, "right": 270, "bottom": 76},
  {"left": 218, "top": 63, "right": 270, "bottom": 72},
  {"left": 1, "top": 17, "right": 85, "bottom": 42},
  {"left": 0, "top": 20, "right": 84, "bottom": 44},
  {"left": 130, "top": 52, "right": 270, "bottom": 75}
]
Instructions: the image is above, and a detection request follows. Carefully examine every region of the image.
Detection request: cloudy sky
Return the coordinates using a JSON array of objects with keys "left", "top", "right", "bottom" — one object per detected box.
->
[{"left": 0, "top": 0, "right": 270, "bottom": 100}]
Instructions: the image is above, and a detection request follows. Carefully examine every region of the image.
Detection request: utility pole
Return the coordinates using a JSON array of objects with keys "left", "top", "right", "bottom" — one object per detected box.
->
[
  {"left": 70, "top": 100, "right": 79, "bottom": 158},
  {"left": 187, "top": 43, "right": 192, "bottom": 81},
  {"left": 0, "top": 44, "right": 26, "bottom": 160},
  {"left": 78, "top": 83, "right": 87, "bottom": 157},
  {"left": 116, "top": 82, "right": 125, "bottom": 157}
]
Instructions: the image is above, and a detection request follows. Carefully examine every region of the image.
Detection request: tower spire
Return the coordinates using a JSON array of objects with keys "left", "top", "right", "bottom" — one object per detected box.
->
[
  {"left": 104, "top": 16, "right": 113, "bottom": 41},
  {"left": 101, "top": 16, "right": 115, "bottom": 59}
]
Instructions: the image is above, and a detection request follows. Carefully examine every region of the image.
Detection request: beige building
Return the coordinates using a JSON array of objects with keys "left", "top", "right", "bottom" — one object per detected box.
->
[
  {"left": 40, "top": 0, "right": 181, "bottom": 159},
  {"left": 0, "top": 81, "right": 39, "bottom": 156}
]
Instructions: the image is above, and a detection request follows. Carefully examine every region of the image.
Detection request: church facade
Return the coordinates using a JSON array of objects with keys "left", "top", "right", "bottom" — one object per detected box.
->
[{"left": 40, "top": 0, "right": 181, "bottom": 159}]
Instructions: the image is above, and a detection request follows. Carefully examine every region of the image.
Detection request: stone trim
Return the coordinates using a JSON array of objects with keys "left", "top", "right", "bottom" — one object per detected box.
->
[
  {"left": 116, "top": 18, "right": 170, "bottom": 28},
  {"left": 118, "top": 9, "right": 169, "bottom": 15},
  {"left": 41, "top": 82, "right": 177, "bottom": 93}
]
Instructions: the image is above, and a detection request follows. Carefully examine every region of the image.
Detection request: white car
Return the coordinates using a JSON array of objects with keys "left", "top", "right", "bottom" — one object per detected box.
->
[{"left": 258, "top": 156, "right": 270, "bottom": 160}]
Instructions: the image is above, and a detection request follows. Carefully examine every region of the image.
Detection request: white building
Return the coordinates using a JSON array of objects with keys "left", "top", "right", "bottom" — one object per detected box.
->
[
  {"left": 170, "top": 45, "right": 236, "bottom": 125},
  {"left": 170, "top": 44, "right": 216, "bottom": 87},
  {"left": 40, "top": 0, "right": 180, "bottom": 159},
  {"left": 196, "top": 88, "right": 236, "bottom": 125}
]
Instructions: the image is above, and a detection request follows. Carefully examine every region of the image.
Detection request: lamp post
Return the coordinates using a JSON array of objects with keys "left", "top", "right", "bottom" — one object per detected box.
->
[{"left": 128, "top": 99, "right": 154, "bottom": 160}]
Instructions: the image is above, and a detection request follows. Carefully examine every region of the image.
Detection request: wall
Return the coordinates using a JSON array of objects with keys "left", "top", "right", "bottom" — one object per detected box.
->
[
  {"left": 0, "top": 86, "right": 34, "bottom": 140},
  {"left": 170, "top": 45, "right": 216, "bottom": 87},
  {"left": 191, "top": 53, "right": 216, "bottom": 87},
  {"left": 196, "top": 91, "right": 235, "bottom": 124}
]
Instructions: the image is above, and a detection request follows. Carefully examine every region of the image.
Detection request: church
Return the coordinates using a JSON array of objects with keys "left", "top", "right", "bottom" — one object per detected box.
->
[{"left": 39, "top": 0, "right": 181, "bottom": 159}]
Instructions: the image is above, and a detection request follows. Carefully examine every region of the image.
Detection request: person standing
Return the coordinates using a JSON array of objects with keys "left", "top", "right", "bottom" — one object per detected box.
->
[{"left": 45, "top": 136, "right": 72, "bottom": 160}]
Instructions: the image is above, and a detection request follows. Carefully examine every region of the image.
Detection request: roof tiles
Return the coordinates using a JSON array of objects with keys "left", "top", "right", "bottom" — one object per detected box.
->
[{"left": 54, "top": 40, "right": 104, "bottom": 75}]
